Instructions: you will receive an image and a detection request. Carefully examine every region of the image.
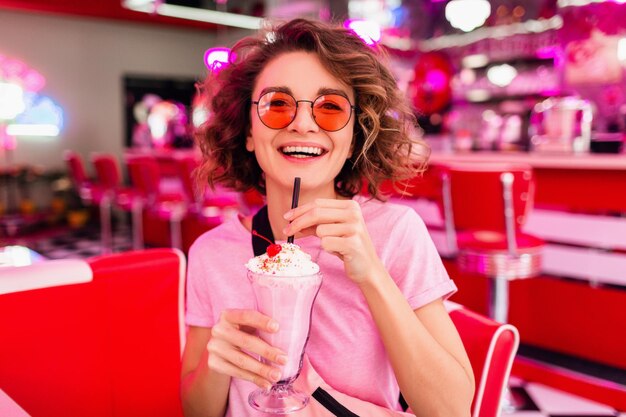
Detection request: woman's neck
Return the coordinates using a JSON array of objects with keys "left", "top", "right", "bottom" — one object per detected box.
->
[{"left": 265, "top": 180, "right": 338, "bottom": 241}]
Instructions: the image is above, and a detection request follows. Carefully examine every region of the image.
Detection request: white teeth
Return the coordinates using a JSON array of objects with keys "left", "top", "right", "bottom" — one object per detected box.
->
[{"left": 281, "top": 146, "right": 323, "bottom": 156}]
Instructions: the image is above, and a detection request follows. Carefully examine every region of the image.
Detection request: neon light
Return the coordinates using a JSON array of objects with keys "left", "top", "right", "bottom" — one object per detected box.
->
[
  {"left": 122, "top": 0, "right": 263, "bottom": 30},
  {"left": 6, "top": 124, "right": 60, "bottom": 137},
  {"left": 1, "top": 54, "right": 63, "bottom": 137},
  {"left": 445, "top": 0, "right": 491, "bottom": 32},
  {"left": 204, "top": 47, "right": 231, "bottom": 71},
  {"left": 487, "top": 64, "right": 518, "bottom": 87},
  {"left": 344, "top": 19, "right": 381, "bottom": 45},
  {"left": 0, "top": 82, "right": 25, "bottom": 120},
  {"left": 420, "top": 15, "right": 563, "bottom": 51},
  {"left": 619, "top": 38, "right": 626, "bottom": 62}
]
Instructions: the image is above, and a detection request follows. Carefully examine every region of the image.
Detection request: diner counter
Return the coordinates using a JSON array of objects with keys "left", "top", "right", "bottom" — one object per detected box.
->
[
  {"left": 391, "top": 152, "right": 626, "bottom": 371},
  {"left": 429, "top": 150, "right": 626, "bottom": 170}
]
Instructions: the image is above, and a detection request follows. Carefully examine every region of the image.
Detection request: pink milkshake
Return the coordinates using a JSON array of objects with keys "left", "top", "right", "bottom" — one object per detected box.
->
[{"left": 246, "top": 242, "right": 322, "bottom": 413}]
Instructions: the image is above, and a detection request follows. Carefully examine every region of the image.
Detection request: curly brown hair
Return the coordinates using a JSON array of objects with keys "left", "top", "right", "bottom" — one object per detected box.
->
[{"left": 194, "top": 18, "right": 429, "bottom": 201}]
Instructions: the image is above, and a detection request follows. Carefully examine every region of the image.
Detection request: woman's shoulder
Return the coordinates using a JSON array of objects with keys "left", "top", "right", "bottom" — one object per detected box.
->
[
  {"left": 356, "top": 194, "right": 418, "bottom": 221},
  {"left": 188, "top": 216, "right": 250, "bottom": 255},
  {"left": 356, "top": 195, "right": 427, "bottom": 240}
]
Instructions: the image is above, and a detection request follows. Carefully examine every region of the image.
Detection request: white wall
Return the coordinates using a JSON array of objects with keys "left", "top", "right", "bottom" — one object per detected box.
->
[{"left": 0, "top": 9, "right": 249, "bottom": 172}]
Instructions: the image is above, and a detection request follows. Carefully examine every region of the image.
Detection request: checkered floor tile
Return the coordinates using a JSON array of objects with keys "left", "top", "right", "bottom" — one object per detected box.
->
[{"left": 30, "top": 225, "right": 133, "bottom": 259}]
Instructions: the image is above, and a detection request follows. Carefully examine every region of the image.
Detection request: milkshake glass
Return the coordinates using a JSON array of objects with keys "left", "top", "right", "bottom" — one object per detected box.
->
[{"left": 246, "top": 243, "right": 322, "bottom": 414}]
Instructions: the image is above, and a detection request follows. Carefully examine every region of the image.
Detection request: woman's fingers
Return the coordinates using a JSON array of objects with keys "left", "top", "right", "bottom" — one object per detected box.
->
[
  {"left": 211, "top": 319, "right": 287, "bottom": 365},
  {"left": 221, "top": 309, "right": 279, "bottom": 333},
  {"left": 207, "top": 339, "right": 280, "bottom": 389},
  {"left": 207, "top": 308, "right": 288, "bottom": 387},
  {"left": 284, "top": 200, "right": 362, "bottom": 236},
  {"left": 208, "top": 337, "right": 282, "bottom": 388}
]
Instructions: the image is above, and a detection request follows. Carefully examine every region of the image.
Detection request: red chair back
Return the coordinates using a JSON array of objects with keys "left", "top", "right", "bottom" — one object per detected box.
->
[
  {"left": 63, "top": 150, "right": 89, "bottom": 187},
  {"left": 176, "top": 155, "right": 199, "bottom": 204},
  {"left": 448, "top": 303, "right": 519, "bottom": 417},
  {"left": 0, "top": 249, "right": 185, "bottom": 417},
  {"left": 92, "top": 153, "right": 122, "bottom": 190},
  {"left": 127, "top": 156, "right": 161, "bottom": 199},
  {"left": 440, "top": 163, "right": 535, "bottom": 232}
]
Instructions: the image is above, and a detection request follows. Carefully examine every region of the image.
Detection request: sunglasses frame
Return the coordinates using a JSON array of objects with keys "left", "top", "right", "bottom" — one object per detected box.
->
[{"left": 252, "top": 91, "right": 357, "bottom": 132}]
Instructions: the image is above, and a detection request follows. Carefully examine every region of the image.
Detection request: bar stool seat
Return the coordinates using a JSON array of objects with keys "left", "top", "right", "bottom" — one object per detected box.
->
[{"left": 457, "top": 231, "right": 543, "bottom": 280}]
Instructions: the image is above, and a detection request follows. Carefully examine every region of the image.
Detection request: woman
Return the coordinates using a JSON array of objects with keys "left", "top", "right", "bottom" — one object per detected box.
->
[{"left": 181, "top": 18, "right": 474, "bottom": 417}]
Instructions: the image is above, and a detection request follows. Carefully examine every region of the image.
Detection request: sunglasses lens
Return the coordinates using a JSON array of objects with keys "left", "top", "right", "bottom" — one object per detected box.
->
[
  {"left": 257, "top": 92, "right": 296, "bottom": 129},
  {"left": 312, "top": 94, "right": 352, "bottom": 131}
]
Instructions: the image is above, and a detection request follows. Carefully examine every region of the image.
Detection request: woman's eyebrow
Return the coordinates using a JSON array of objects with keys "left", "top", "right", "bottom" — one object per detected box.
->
[
  {"left": 317, "top": 87, "right": 349, "bottom": 98},
  {"left": 258, "top": 86, "right": 292, "bottom": 97}
]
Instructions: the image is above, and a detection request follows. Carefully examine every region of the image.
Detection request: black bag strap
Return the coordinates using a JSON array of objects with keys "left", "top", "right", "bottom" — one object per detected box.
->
[{"left": 251, "top": 205, "right": 274, "bottom": 256}]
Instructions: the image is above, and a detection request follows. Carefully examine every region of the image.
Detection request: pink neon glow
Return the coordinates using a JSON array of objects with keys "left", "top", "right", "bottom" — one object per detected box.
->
[
  {"left": 0, "top": 54, "right": 46, "bottom": 92},
  {"left": 344, "top": 19, "right": 381, "bottom": 46},
  {"left": 536, "top": 46, "right": 558, "bottom": 59},
  {"left": 204, "top": 47, "right": 232, "bottom": 72},
  {"left": 425, "top": 70, "right": 449, "bottom": 91}
]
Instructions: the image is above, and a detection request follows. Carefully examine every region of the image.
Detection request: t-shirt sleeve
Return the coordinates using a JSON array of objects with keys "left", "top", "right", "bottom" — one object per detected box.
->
[
  {"left": 384, "top": 207, "right": 457, "bottom": 310},
  {"left": 185, "top": 239, "right": 214, "bottom": 328},
  {"left": 184, "top": 227, "right": 255, "bottom": 329}
]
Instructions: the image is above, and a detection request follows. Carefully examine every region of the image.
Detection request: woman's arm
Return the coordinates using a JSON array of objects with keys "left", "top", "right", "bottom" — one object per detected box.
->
[
  {"left": 180, "top": 311, "right": 288, "bottom": 417},
  {"left": 181, "top": 326, "right": 230, "bottom": 417},
  {"left": 284, "top": 199, "right": 475, "bottom": 417},
  {"left": 360, "top": 276, "right": 475, "bottom": 417}
]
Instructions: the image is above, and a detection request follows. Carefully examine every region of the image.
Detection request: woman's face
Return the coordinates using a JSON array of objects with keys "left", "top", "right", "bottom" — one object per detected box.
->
[{"left": 247, "top": 51, "right": 355, "bottom": 196}]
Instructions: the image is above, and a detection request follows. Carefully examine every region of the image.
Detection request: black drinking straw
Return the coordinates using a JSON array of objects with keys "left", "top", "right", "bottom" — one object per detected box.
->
[{"left": 287, "top": 177, "right": 301, "bottom": 243}]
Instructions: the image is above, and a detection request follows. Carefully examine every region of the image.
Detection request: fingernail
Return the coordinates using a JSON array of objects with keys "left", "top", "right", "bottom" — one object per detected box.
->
[
  {"left": 277, "top": 354, "right": 288, "bottom": 365},
  {"left": 270, "top": 369, "right": 281, "bottom": 381},
  {"left": 263, "top": 381, "right": 272, "bottom": 390},
  {"left": 282, "top": 227, "right": 289, "bottom": 235},
  {"left": 268, "top": 320, "right": 279, "bottom": 332},
  {"left": 283, "top": 211, "right": 293, "bottom": 220}
]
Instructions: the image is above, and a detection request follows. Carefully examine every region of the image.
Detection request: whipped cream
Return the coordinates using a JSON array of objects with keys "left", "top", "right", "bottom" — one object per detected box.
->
[{"left": 246, "top": 243, "right": 320, "bottom": 276}]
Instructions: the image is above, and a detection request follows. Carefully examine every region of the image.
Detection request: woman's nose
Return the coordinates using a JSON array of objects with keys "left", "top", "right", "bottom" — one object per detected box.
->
[{"left": 288, "top": 102, "right": 319, "bottom": 134}]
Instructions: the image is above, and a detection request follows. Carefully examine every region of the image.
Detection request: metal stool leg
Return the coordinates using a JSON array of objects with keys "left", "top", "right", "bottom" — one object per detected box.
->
[
  {"left": 99, "top": 195, "right": 113, "bottom": 255},
  {"left": 131, "top": 200, "right": 144, "bottom": 250},
  {"left": 169, "top": 218, "right": 182, "bottom": 250},
  {"left": 490, "top": 275, "right": 525, "bottom": 414},
  {"left": 490, "top": 276, "right": 510, "bottom": 324}
]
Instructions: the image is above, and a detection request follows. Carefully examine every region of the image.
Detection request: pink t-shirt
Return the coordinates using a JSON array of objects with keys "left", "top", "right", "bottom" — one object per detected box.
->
[{"left": 186, "top": 195, "right": 457, "bottom": 416}]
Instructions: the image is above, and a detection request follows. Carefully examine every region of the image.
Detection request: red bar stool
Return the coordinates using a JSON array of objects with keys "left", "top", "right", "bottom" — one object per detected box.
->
[
  {"left": 91, "top": 153, "right": 145, "bottom": 251},
  {"left": 175, "top": 155, "right": 240, "bottom": 220},
  {"left": 438, "top": 162, "right": 544, "bottom": 324},
  {"left": 63, "top": 150, "right": 111, "bottom": 253},
  {"left": 126, "top": 156, "right": 187, "bottom": 250},
  {"left": 63, "top": 150, "right": 101, "bottom": 208}
]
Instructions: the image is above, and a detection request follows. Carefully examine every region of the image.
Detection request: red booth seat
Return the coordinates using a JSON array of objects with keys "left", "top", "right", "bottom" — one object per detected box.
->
[{"left": 0, "top": 249, "right": 186, "bottom": 417}]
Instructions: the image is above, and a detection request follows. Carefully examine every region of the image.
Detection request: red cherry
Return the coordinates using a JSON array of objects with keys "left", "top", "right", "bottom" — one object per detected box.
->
[{"left": 267, "top": 244, "right": 282, "bottom": 257}]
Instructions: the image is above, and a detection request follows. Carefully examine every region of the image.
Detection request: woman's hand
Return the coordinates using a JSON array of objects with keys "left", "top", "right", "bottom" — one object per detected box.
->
[
  {"left": 207, "top": 309, "right": 288, "bottom": 389},
  {"left": 284, "top": 198, "right": 383, "bottom": 284}
]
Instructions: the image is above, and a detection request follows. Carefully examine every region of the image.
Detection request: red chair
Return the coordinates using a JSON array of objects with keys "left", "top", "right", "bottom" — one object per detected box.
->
[
  {"left": 439, "top": 162, "right": 544, "bottom": 324},
  {"left": 175, "top": 155, "right": 240, "bottom": 220},
  {"left": 63, "top": 150, "right": 101, "bottom": 208},
  {"left": 446, "top": 301, "right": 520, "bottom": 417},
  {"left": 91, "top": 153, "right": 145, "bottom": 251},
  {"left": 63, "top": 150, "right": 111, "bottom": 253},
  {"left": 0, "top": 249, "right": 186, "bottom": 417},
  {"left": 126, "top": 156, "right": 187, "bottom": 250}
]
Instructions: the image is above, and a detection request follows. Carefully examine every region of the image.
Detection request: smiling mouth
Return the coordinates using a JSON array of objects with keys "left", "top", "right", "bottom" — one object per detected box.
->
[{"left": 280, "top": 146, "right": 327, "bottom": 159}]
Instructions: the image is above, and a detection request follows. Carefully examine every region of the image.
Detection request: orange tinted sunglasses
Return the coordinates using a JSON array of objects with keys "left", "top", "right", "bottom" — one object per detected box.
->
[{"left": 252, "top": 91, "right": 356, "bottom": 132}]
